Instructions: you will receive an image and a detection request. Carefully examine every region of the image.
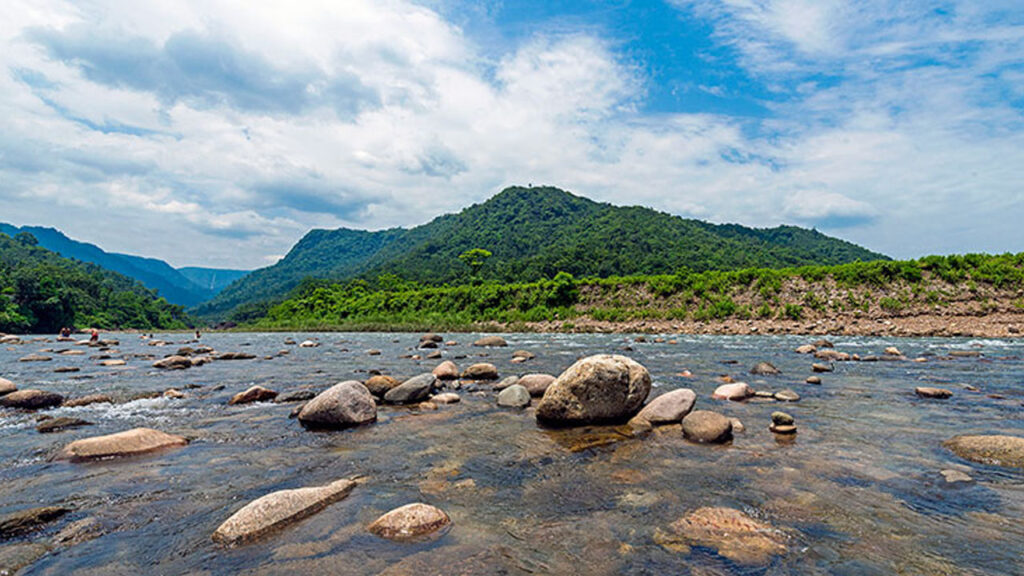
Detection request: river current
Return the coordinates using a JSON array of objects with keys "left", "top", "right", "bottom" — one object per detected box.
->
[{"left": 1, "top": 332, "right": 1022, "bottom": 575}]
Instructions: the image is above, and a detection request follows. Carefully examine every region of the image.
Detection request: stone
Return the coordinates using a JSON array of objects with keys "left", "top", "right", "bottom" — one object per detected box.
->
[
  {"left": 217, "top": 352, "right": 257, "bottom": 360},
  {"left": 730, "top": 418, "right": 745, "bottom": 434},
  {"left": 299, "top": 340, "right": 320, "bottom": 348},
  {"left": 750, "top": 362, "right": 780, "bottom": 375},
  {"left": 497, "top": 384, "right": 530, "bottom": 408},
  {"left": 420, "top": 333, "right": 444, "bottom": 343},
  {"left": 0, "top": 506, "right": 69, "bottom": 538},
  {"left": 805, "top": 376, "right": 822, "bottom": 385},
  {"left": 518, "top": 373, "right": 556, "bottom": 397},
  {"left": 630, "top": 389, "right": 697, "bottom": 426},
  {"left": 655, "top": 507, "right": 786, "bottom": 565},
  {"left": 0, "top": 543, "right": 49, "bottom": 574},
  {"left": 771, "top": 412, "right": 794, "bottom": 426},
  {"left": 815, "top": 349, "right": 850, "bottom": 361},
  {"left": 298, "top": 381, "right": 377, "bottom": 429},
  {"left": 37, "top": 417, "right": 92, "bottom": 434},
  {"left": 229, "top": 385, "right": 279, "bottom": 405},
  {"left": 884, "top": 346, "right": 902, "bottom": 356},
  {"left": 711, "top": 383, "right": 753, "bottom": 401},
  {"left": 52, "top": 517, "right": 103, "bottom": 548},
  {"left": 0, "top": 389, "right": 64, "bottom": 410},
  {"left": 62, "top": 394, "right": 112, "bottom": 408},
  {"left": 812, "top": 339, "right": 834, "bottom": 348},
  {"left": 536, "top": 354, "right": 651, "bottom": 426},
  {"left": 274, "top": 390, "right": 316, "bottom": 403},
  {"left": 384, "top": 374, "right": 436, "bottom": 404},
  {"left": 811, "top": 363, "right": 833, "bottom": 373},
  {"left": 794, "top": 344, "right": 816, "bottom": 354},
  {"left": 19, "top": 354, "right": 52, "bottom": 362},
  {"left": 493, "top": 375, "right": 519, "bottom": 390},
  {"left": 770, "top": 424, "right": 797, "bottom": 434},
  {"left": 915, "top": 387, "right": 952, "bottom": 399},
  {"left": 152, "top": 355, "right": 192, "bottom": 370},
  {"left": 0, "top": 377, "right": 16, "bottom": 396},
  {"left": 164, "top": 389, "right": 185, "bottom": 399},
  {"left": 473, "top": 336, "right": 508, "bottom": 347},
  {"left": 943, "top": 435, "right": 1024, "bottom": 468},
  {"left": 940, "top": 469, "right": 973, "bottom": 483},
  {"left": 99, "top": 359, "right": 126, "bottom": 367},
  {"left": 54, "top": 367, "right": 80, "bottom": 373},
  {"left": 774, "top": 389, "right": 800, "bottom": 402},
  {"left": 57, "top": 428, "right": 188, "bottom": 461},
  {"left": 512, "top": 350, "right": 536, "bottom": 360},
  {"left": 213, "top": 479, "right": 357, "bottom": 545},
  {"left": 681, "top": 410, "right": 733, "bottom": 443},
  {"left": 418, "top": 340, "right": 438, "bottom": 349},
  {"left": 461, "top": 363, "right": 499, "bottom": 380},
  {"left": 432, "top": 361, "right": 459, "bottom": 380},
  {"left": 368, "top": 503, "right": 451, "bottom": 541},
  {"left": 364, "top": 375, "right": 400, "bottom": 397},
  {"left": 431, "top": 393, "right": 460, "bottom": 404},
  {"left": 425, "top": 350, "right": 442, "bottom": 359},
  {"left": 366, "top": 349, "right": 382, "bottom": 356},
  {"left": 949, "top": 350, "right": 981, "bottom": 358}
]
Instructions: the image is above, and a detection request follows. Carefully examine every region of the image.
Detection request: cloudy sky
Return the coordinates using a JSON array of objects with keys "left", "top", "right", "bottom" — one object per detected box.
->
[{"left": 1, "top": 0, "right": 1021, "bottom": 269}]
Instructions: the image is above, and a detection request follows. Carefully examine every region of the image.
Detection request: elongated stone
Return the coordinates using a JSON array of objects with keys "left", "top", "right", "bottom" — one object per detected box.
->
[{"left": 213, "top": 478, "right": 356, "bottom": 545}]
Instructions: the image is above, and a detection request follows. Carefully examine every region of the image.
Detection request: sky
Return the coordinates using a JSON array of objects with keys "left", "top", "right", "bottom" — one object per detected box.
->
[{"left": 0, "top": 0, "right": 1021, "bottom": 269}]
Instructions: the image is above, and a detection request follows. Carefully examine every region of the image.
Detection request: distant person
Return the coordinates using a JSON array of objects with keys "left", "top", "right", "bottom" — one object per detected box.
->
[
  {"left": 195, "top": 330, "right": 201, "bottom": 339},
  {"left": 89, "top": 329, "right": 99, "bottom": 343},
  {"left": 59, "top": 327, "right": 71, "bottom": 338}
]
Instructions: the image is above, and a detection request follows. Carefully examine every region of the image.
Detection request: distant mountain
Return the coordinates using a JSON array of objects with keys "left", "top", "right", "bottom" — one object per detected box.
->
[
  {"left": 195, "top": 186, "right": 887, "bottom": 319},
  {"left": 178, "top": 267, "right": 250, "bottom": 293},
  {"left": 0, "top": 223, "right": 249, "bottom": 307}
]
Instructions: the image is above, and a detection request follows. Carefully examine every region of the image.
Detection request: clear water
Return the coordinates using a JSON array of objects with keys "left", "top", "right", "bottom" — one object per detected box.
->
[{"left": 1, "top": 333, "right": 1022, "bottom": 575}]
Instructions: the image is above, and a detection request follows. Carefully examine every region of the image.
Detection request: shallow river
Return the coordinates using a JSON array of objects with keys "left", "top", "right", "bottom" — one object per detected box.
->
[{"left": 1, "top": 332, "right": 1022, "bottom": 575}]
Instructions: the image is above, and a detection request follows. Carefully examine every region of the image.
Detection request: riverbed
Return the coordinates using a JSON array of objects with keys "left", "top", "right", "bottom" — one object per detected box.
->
[{"left": 1, "top": 333, "right": 1022, "bottom": 575}]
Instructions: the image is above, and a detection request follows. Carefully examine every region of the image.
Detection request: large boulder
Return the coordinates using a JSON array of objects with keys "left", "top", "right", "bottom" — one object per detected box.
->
[
  {"left": 383, "top": 374, "right": 436, "bottom": 404},
  {"left": 536, "top": 354, "right": 651, "bottom": 426},
  {"left": 297, "top": 381, "right": 377, "bottom": 429},
  {"left": 944, "top": 435, "right": 1024, "bottom": 469},
  {"left": 0, "top": 377, "right": 16, "bottom": 396},
  {"left": 461, "top": 363, "right": 499, "bottom": 380},
  {"left": 630, "top": 389, "right": 696, "bottom": 426},
  {"left": 519, "top": 374, "right": 556, "bottom": 397},
  {"left": 432, "top": 361, "right": 459, "bottom": 380},
  {"left": 711, "top": 383, "right": 753, "bottom": 401},
  {"left": 212, "top": 478, "right": 357, "bottom": 545},
  {"left": 364, "top": 375, "right": 400, "bottom": 397},
  {"left": 229, "top": 386, "right": 279, "bottom": 405},
  {"left": 497, "top": 385, "right": 530, "bottom": 408},
  {"left": 57, "top": 428, "right": 188, "bottom": 461},
  {"left": 681, "top": 410, "right": 733, "bottom": 443},
  {"left": 368, "top": 503, "right": 451, "bottom": 541},
  {"left": 152, "top": 355, "right": 192, "bottom": 370},
  {"left": 473, "top": 336, "right": 508, "bottom": 347},
  {"left": 0, "top": 389, "right": 64, "bottom": 410}
]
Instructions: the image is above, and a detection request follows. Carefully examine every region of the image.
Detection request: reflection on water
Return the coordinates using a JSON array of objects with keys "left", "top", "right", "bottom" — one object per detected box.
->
[{"left": 1, "top": 332, "right": 1022, "bottom": 575}]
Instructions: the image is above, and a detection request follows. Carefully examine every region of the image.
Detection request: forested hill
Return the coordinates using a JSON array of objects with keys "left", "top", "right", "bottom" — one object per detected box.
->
[
  {"left": 195, "top": 186, "right": 886, "bottom": 320},
  {"left": 0, "top": 231, "right": 190, "bottom": 333}
]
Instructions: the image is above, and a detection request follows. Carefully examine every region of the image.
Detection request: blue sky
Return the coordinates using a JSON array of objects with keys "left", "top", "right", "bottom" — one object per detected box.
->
[{"left": 0, "top": 0, "right": 1021, "bottom": 268}]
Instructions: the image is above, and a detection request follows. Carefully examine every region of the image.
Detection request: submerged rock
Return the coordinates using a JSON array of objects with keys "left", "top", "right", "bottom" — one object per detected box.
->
[
  {"left": 229, "top": 386, "right": 279, "bottom": 405},
  {"left": 518, "top": 373, "right": 556, "bottom": 397},
  {"left": 37, "top": 417, "right": 92, "bottom": 434},
  {"left": 57, "top": 428, "right": 187, "bottom": 461},
  {"left": 774, "top": 389, "right": 800, "bottom": 402},
  {"left": 0, "top": 389, "right": 64, "bottom": 410},
  {"left": 462, "top": 363, "right": 499, "bottom": 380},
  {"left": 368, "top": 503, "right": 451, "bottom": 541},
  {"left": 497, "top": 384, "right": 530, "bottom": 408},
  {"left": 0, "top": 506, "right": 69, "bottom": 538},
  {"left": 274, "top": 390, "right": 316, "bottom": 403},
  {"left": 384, "top": 374, "right": 436, "bottom": 404},
  {"left": 298, "top": 381, "right": 377, "bottom": 428},
  {"left": 212, "top": 478, "right": 357, "bottom": 545},
  {"left": 655, "top": 506, "right": 786, "bottom": 565},
  {"left": 431, "top": 361, "right": 459, "bottom": 380},
  {"left": 750, "top": 362, "right": 780, "bottom": 375},
  {"left": 944, "top": 435, "right": 1024, "bottom": 469},
  {"left": 711, "top": 383, "right": 753, "bottom": 401},
  {"left": 681, "top": 410, "right": 733, "bottom": 444},
  {"left": 536, "top": 354, "right": 650, "bottom": 426},
  {"left": 473, "top": 336, "right": 508, "bottom": 347},
  {"left": 915, "top": 387, "right": 952, "bottom": 399},
  {"left": 630, "top": 389, "right": 696, "bottom": 426}
]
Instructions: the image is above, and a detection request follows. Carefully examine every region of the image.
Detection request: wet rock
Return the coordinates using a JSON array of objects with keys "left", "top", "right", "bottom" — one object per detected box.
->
[
  {"left": 512, "top": 350, "right": 536, "bottom": 360},
  {"left": 915, "top": 387, "right": 952, "bottom": 399},
  {"left": 940, "top": 469, "right": 973, "bottom": 484},
  {"left": 164, "top": 389, "right": 185, "bottom": 399},
  {"left": 497, "top": 384, "right": 530, "bottom": 408},
  {"left": 420, "top": 333, "right": 443, "bottom": 344},
  {"left": 431, "top": 393, "right": 460, "bottom": 404},
  {"left": 368, "top": 503, "right": 451, "bottom": 541},
  {"left": 431, "top": 361, "right": 459, "bottom": 380},
  {"left": 518, "top": 373, "right": 556, "bottom": 397},
  {"left": 0, "top": 378, "right": 15, "bottom": 396},
  {"left": 750, "top": 362, "right": 780, "bottom": 375},
  {"left": 462, "top": 363, "right": 499, "bottom": 380},
  {"left": 0, "top": 543, "right": 49, "bottom": 574},
  {"left": 216, "top": 352, "right": 257, "bottom": 360},
  {"left": 473, "top": 336, "right": 508, "bottom": 347},
  {"left": 298, "top": 381, "right": 377, "bottom": 429},
  {"left": 805, "top": 376, "right": 822, "bottom": 385},
  {"left": 814, "top": 349, "right": 850, "bottom": 361},
  {"left": 0, "top": 335, "right": 21, "bottom": 344},
  {"left": 283, "top": 338, "right": 296, "bottom": 345},
  {"left": 949, "top": 350, "right": 981, "bottom": 358},
  {"left": 771, "top": 411, "right": 794, "bottom": 426},
  {"left": 536, "top": 354, "right": 651, "bottom": 426},
  {"left": 681, "top": 410, "right": 733, "bottom": 443},
  {"left": 213, "top": 478, "right": 356, "bottom": 545},
  {"left": 152, "top": 355, "right": 192, "bottom": 370},
  {"left": 794, "top": 344, "right": 816, "bottom": 354},
  {"left": 493, "top": 375, "right": 519, "bottom": 391},
  {"left": 729, "top": 418, "right": 745, "bottom": 434},
  {"left": 274, "top": 390, "right": 316, "bottom": 403},
  {"left": 774, "top": 389, "right": 800, "bottom": 402},
  {"left": 418, "top": 340, "right": 438, "bottom": 349},
  {"left": 0, "top": 506, "right": 69, "bottom": 538},
  {"left": 37, "top": 417, "right": 92, "bottom": 434},
  {"left": 0, "top": 389, "right": 64, "bottom": 410},
  {"left": 364, "top": 375, "right": 400, "bottom": 397},
  {"left": 943, "top": 435, "right": 1024, "bottom": 469},
  {"left": 711, "top": 383, "right": 753, "bottom": 401},
  {"left": 811, "top": 363, "right": 833, "bottom": 373},
  {"left": 425, "top": 350, "right": 442, "bottom": 359},
  {"left": 229, "top": 386, "right": 279, "bottom": 405},
  {"left": 366, "top": 349, "right": 382, "bottom": 356},
  {"left": 298, "top": 340, "right": 320, "bottom": 348},
  {"left": 99, "top": 359, "right": 126, "bottom": 367},
  {"left": 630, "top": 389, "right": 696, "bottom": 426},
  {"left": 52, "top": 517, "right": 103, "bottom": 548},
  {"left": 384, "top": 374, "right": 436, "bottom": 404},
  {"left": 655, "top": 507, "right": 786, "bottom": 565},
  {"left": 812, "top": 339, "right": 834, "bottom": 349},
  {"left": 884, "top": 346, "right": 902, "bottom": 356},
  {"left": 54, "top": 367, "right": 80, "bottom": 373},
  {"left": 753, "top": 391, "right": 775, "bottom": 399},
  {"left": 57, "top": 427, "right": 188, "bottom": 461},
  {"left": 18, "top": 354, "right": 52, "bottom": 362}
]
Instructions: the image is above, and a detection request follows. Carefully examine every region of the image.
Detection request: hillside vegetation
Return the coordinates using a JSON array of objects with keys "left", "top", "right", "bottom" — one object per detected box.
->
[
  {"left": 246, "top": 253, "right": 1024, "bottom": 334},
  {"left": 198, "top": 186, "right": 887, "bottom": 319},
  {"left": 0, "top": 231, "right": 190, "bottom": 333}
]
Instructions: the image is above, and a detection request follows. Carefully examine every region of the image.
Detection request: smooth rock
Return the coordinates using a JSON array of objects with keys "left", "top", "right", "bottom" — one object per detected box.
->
[
  {"left": 431, "top": 393, "right": 460, "bottom": 404},
  {"left": 814, "top": 350, "right": 850, "bottom": 361},
  {"left": 229, "top": 386, "right": 279, "bottom": 405},
  {"left": 630, "top": 389, "right": 697, "bottom": 426},
  {"left": 811, "top": 363, "right": 833, "bottom": 373},
  {"left": 943, "top": 435, "right": 1024, "bottom": 468},
  {"left": 729, "top": 418, "right": 745, "bottom": 434},
  {"left": 420, "top": 333, "right": 443, "bottom": 343},
  {"left": 57, "top": 428, "right": 188, "bottom": 461},
  {"left": 213, "top": 478, "right": 357, "bottom": 545},
  {"left": 0, "top": 506, "right": 69, "bottom": 538},
  {"left": 493, "top": 376, "right": 519, "bottom": 391},
  {"left": 518, "top": 373, "right": 556, "bottom": 397},
  {"left": 536, "top": 354, "right": 651, "bottom": 426},
  {"left": 771, "top": 412, "right": 794, "bottom": 426},
  {"left": 0, "top": 377, "right": 15, "bottom": 396},
  {"left": 750, "top": 362, "right": 780, "bottom": 375},
  {"left": 37, "top": 417, "right": 92, "bottom": 434},
  {"left": 99, "top": 359, "right": 126, "bottom": 367},
  {"left": 368, "top": 503, "right": 451, "bottom": 541},
  {"left": 299, "top": 340, "right": 320, "bottom": 348},
  {"left": 54, "top": 367, "right": 80, "bottom": 373},
  {"left": 216, "top": 352, "right": 257, "bottom": 360},
  {"left": 62, "top": 394, "right": 112, "bottom": 408},
  {"left": 497, "top": 384, "right": 530, "bottom": 408},
  {"left": 940, "top": 469, "right": 973, "bottom": 483},
  {"left": 384, "top": 374, "right": 436, "bottom": 404},
  {"left": 805, "top": 376, "right": 822, "bottom": 385},
  {"left": 364, "top": 375, "right": 400, "bottom": 397},
  {"left": 794, "top": 344, "right": 816, "bottom": 354},
  {"left": 512, "top": 350, "right": 536, "bottom": 360},
  {"left": 915, "top": 387, "right": 952, "bottom": 399},
  {"left": 52, "top": 517, "right": 103, "bottom": 548},
  {"left": 473, "top": 336, "right": 508, "bottom": 347},
  {"left": 655, "top": 507, "right": 786, "bottom": 565},
  {"left": 770, "top": 423, "right": 797, "bottom": 434},
  {"left": 19, "top": 354, "right": 52, "bottom": 362},
  {"left": 0, "top": 389, "right": 64, "bottom": 410},
  {"left": 0, "top": 543, "right": 49, "bottom": 574},
  {"left": 812, "top": 339, "right": 834, "bottom": 348},
  {"left": 432, "top": 361, "right": 459, "bottom": 380},
  {"left": 298, "top": 381, "right": 377, "bottom": 428},
  {"left": 711, "top": 383, "right": 753, "bottom": 401},
  {"left": 164, "top": 389, "right": 185, "bottom": 399},
  {"left": 274, "top": 390, "right": 316, "bottom": 403},
  {"left": 774, "top": 389, "right": 800, "bottom": 402},
  {"left": 681, "top": 410, "right": 733, "bottom": 443},
  {"left": 461, "top": 363, "right": 498, "bottom": 380},
  {"left": 152, "top": 355, "right": 192, "bottom": 370},
  {"left": 884, "top": 346, "right": 902, "bottom": 356}
]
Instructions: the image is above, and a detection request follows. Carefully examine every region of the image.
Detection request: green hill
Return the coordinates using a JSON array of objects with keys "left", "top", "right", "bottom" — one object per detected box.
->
[
  {"left": 196, "top": 186, "right": 887, "bottom": 319},
  {"left": 0, "top": 231, "right": 190, "bottom": 333}
]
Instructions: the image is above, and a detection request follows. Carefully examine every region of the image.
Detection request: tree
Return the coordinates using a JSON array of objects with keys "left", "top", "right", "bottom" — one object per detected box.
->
[
  {"left": 458, "top": 248, "right": 492, "bottom": 277},
  {"left": 14, "top": 231, "right": 38, "bottom": 246}
]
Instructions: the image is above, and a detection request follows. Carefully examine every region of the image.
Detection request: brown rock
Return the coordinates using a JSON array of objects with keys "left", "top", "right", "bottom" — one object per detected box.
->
[
  {"left": 368, "top": 503, "right": 451, "bottom": 541},
  {"left": 814, "top": 350, "right": 850, "bottom": 361},
  {"left": 656, "top": 507, "right": 786, "bottom": 565},
  {"left": 630, "top": 389, "right": 696, "bottom": 426},
  {"left": 811, "top": 363, "right": 833, "bottom": 373},
  {"left": 461, "top": 363, "right": 499, "bottom": 380},
  {"left": 36, "top": 417, "right": 92, "bottom": 434},
  {"left": 0, "top": 389, "right": 64, "bottom": 410},
  {"left": 431, "top": 393, "right": 460, "bottom": 404},
  {"left": 518, "top": 373, "right": 556, "bottom": 397},
  {"left": 944, "top": 435, "right": 1024, "bottom": 468},
  {"left": 750, "top": 362, "right": 780, "bottom": 375},
  {"left": 915, "top": 387, "right": 952, "bottom": 399},
  {"left": 711, "top": 383, "right": 753, "bottom": 401},
  {"left": 99, "top": 359, "right": 126, "bottom": 367},
  {"left": 57, "top": 428, "right": 188, "bottom": 461},
  {"left": 472, "top": 336, "right": 508, "bottom": 347},
  {"left": 216, "top": 352, "right": 257, "bottom": 360},
  {"left": 229, "top": 386, "right": 278, "bottom": 405},
  {"left": 681, "top": 410, "right": 733, "bottom": 443},
  {"left": 0, "top": 377, "right": 17, "bottom": 396},
  {"left": 805, "top": 376, "right": 822, "bottom": 385},
  {"left": 535, "top": 354, "right": 651, "bottom": 426},
  {"left": 794, "top": 344, "right": 816, "bottom": 354},
  {"left": 365, "top": 375, "right": 400, "bottom": 397},
  {"left": 0, "top": 506, "right": 69, "bottom": 538},
  {"left": 511, "top": 350, "right": 536, "bottom": 360},
  {"left": 152, "top": 355, "right": 192, "bottom": 370},
  {"left": 432, "top": 360, "right": 459, "bottom": 380},
  {"left": 298, "top": 381, "right": 377, "bottom": 429}
]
